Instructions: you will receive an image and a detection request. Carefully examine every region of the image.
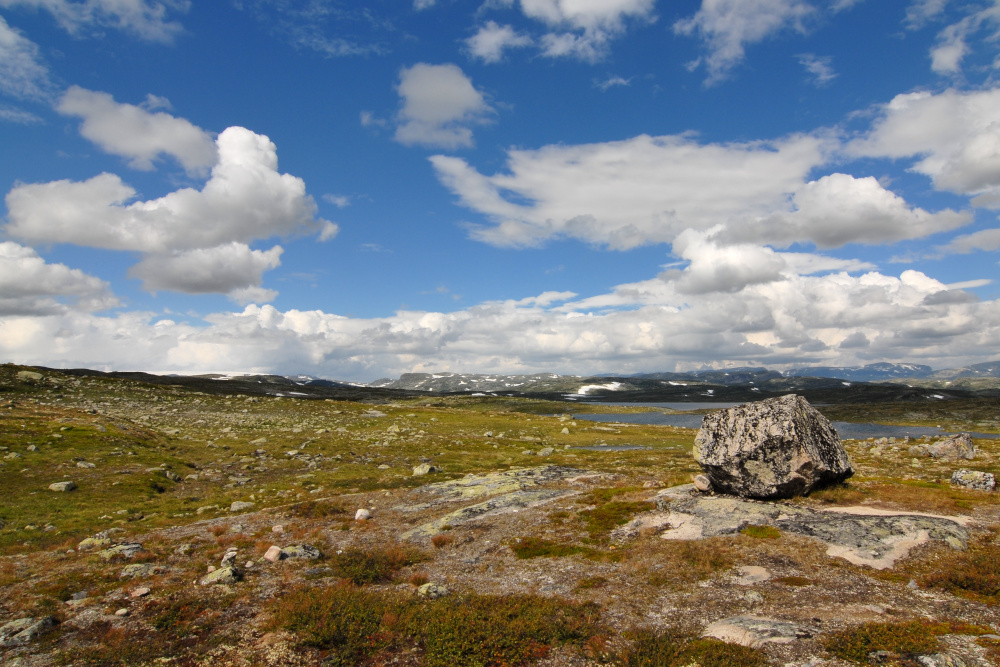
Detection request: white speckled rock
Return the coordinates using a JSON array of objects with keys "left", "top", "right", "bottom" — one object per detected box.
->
[{"left": 694, "top": 395, "right": 853, "bottom": 499}]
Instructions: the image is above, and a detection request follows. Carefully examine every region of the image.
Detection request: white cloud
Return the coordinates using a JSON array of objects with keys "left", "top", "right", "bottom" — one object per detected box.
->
[
  {"left": 906, "top": 0, "right": 949, "bottom": 29},
  {"left": 322, "top": 193, "right": 351, "bottom": 207},
  {"left": 848, "top": 88, "right": 1000, "bottom": 207},
  {"left": 127, "top": 243, "right": 283, "bottom": 296},
  {"left": 5, "top": 126, "right": 329, "bottom": 252},
  {"left": 2, "top": 259, "right": 997, "bottom": 379},
  {"left": 522, "top": 0, "right": 656, "bottom": 61},
  {"left": 394, "top": 63, "right": 493, "bottom": 149},
  {"left": 924, "top": 2, "right": 1000, "bottom": 74},
  {"left": 318, "top": 221, "right": 340, "bottom": 241},
  {"left": 466, "top": 21, "right": 532, "bottom": 63},
  {"left": 520, "top": 0, "right": 655, "bottom": 34},
  {"left": 0, "top": 15, "right": 52, "bottom": 100},
  {"left": 675, "top": 0, "right": 816, "bottom": 83},
  {"left": 723, "top": 173, "right": 971, "bottom": 248},
  {"left": 0, "top": 104, "right": 42, "bottom": 123},
  {"left": 797, "top": 53, "right": 836, "bottom": 85},
  {"left": 430, "top": 132, "right": 836, "bottom": 249},
  {"left": 4, "top": 126, "right": 331, "bottom": 297},
  {"left": 0, "top": 242, "right": 119, "bottom": 315},
  {"left": 57, "top": 86, "right": 217, "bottom": 174},
  {"left": 938, "top": 227, "right": 1000, "bottom": 253},
  {"left": 0, "top": 0, "right": 189, "bottom": 43},
  {"left": 595, "top": 75, "right": 632, "bottom": 91}
]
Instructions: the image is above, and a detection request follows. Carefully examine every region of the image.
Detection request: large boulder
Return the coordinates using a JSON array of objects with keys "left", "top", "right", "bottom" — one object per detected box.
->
[
  {"left": 928, "top": 433, "right": 976, "bottom": 460},
  {"left": 694, "top": 394, "right": 853, "bottom": 499}
]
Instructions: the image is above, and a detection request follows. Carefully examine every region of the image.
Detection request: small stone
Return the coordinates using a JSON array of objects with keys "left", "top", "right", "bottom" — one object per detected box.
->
[
  {"left": 76, "top": 461, "right": 96, "bottom": 468},
  {"left": 176, "top": 544, "right": 192, "bottom": 556},
  {"left": 0, "top": 616, "right": 57, "bottom": 647},
  {"left": 221, "top": 548, "right": 238, "bottom": 567},
  {"left": 199, "top": 566, "right": 242, "bottom": 586},
  {"left": 416, "top": 583, "right": 450, "bottom": 599},
  {"left": 412, "top": 463, "right": 438, "bottom": 476},
  {"left": 263, "top": 545, "right": 285, "bottom": 563},
  {"left": 355, "top": 508, "right": 371, "bottom": 521},
  {"left": 131, "top": 587, "right": 150, "bottom": 598},
  {"left": 693, "top": 474, "right": 713, "bottom": 493},
  {"left": 99, "top": 543, "right": 143, "bottom": 561},
  {"left": 538, "top": 447, "right": 554, "bottom": 456},
  {"left": 245, "top": 560, "right": 254, "bottom": 568},
  {"left": 271, "top": 525, "right": 283, "bottom": 534},
  {"left": 114, "top": 608, "right": 129, "bottom": 617},
  {"left": 78, "top": 536, "right": 111, "bottom": 551},
  {"left": 280, "top": 544, "right": 321, "bottom": 560},
  {"left": 120, "top": 563, "right": 158, "bottom": 578},
  {"left": 743, "top": 591, "right": 765, "bottom": 605},
  {"left": 561, "top": 427, "right": 570, "bottom": 435},
  {"left": 48, "top": 481, "right": 77, "bottom": 492},
  {"left": 229, "top": 501, "right": 255, "bottom": 512}
]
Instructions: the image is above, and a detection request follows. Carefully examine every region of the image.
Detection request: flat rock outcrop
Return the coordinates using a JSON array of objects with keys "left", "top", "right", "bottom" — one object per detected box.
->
[
  {"left": 647, "top": 484, "right": 969, "bottom": 569},
  {"left": 694, "top": 394, "right": 853, "bottom": 499}
]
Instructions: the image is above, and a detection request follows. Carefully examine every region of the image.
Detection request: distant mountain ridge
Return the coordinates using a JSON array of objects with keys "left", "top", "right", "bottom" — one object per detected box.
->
[{"left": 365, "top": 361, "right": 1000, "bottom": 401}]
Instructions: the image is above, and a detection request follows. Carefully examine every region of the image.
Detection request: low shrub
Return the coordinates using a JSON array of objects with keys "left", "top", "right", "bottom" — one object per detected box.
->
[
  {"left": 919, "top": 538, "right": 1000, "bottom": 604},
  {"left": 612, "top": 629, "right": 769, "bottom": 667},
  {"left": 580, "top": 500, "right": 653, "bottom": 539},
  {"left": 510, "top": 536, "right": 592, "bottom": 559},
  {"left": 268, "top": 583, "right": 603, "bottom": 667},
  {"left": 822, "top": 620, "right": 990, "bottom": 664},
  {"left": 331, "top": 545, "right": 427, "bottom": 585}
]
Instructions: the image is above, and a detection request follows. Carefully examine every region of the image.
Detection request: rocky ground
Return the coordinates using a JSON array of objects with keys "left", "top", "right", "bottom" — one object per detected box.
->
[{"left": 1, "top": 364, "right": 999, "bottom": 666}]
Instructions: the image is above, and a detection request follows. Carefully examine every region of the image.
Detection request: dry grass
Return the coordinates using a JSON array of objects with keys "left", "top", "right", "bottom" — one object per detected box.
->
[{"left": 642, "top": 537, "right": 737, "bottom": 587}]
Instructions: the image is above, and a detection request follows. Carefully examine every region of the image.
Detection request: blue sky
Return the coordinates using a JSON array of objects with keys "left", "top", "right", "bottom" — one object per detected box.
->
[{"left": 1, "top": 0, "right": 999, "bottom": 381}]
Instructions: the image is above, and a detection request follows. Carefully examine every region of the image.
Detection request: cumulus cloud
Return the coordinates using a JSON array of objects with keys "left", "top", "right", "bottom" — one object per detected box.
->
[
  {"left": 521, "top": 0, "right": 655, "bottom": 60},
  {"left": 431, "top": 132, "right": 837, "bottom": 249},
  {"left": 6, "top": 126, "right": 329, "bottom": 252},
  {"left": 57, "top": 86, "right": 217, "bottom": 174},
  {"left": 0, "top": 0, "right": 189, "bottom": 43},
  {"left": 394, "top": 63, "right": 493, "bottom": 149},
  {"left": 0, "top": 15, "right": 53, "bottom": 100},
  {"left": 127, "top": 243, "right": 283, "bottom": 297},
  {"left": 724, "top": 173, "right": 971, "bottom": 248},
  {"left": 4, "top": 126, "right": 331, "bottom": 297},
  {"left": 2, "top": 259, "right": 996, "bottom": 379},
  {"left": 466, "top": 21, "right": 532, "bottom": 63},
  {"left": 0, "top": 242, "right": 119, "bottom": 315},
  {"left": 675, "top": 0, "right": 816, "bottom": 83},
  {"left": 849, "top": 88, "right": 1000, "bottom": 207}
]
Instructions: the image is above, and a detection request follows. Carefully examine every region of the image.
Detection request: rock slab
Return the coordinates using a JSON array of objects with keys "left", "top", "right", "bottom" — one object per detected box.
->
[{"left": 694, "top": 394, "right": 853, "bottom": 499}]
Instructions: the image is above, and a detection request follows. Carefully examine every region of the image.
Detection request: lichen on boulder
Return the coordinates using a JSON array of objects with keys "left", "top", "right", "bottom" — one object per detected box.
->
[{"left": 694, "top": 394, "right": 853, "bottom": 499}]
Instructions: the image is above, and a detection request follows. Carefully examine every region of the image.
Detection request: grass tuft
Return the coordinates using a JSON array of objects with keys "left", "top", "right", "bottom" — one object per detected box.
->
[{"left": 740, "top": 525, "right": 781, "bottom": 539}]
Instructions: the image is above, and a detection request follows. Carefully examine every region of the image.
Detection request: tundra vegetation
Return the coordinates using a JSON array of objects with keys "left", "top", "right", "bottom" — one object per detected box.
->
[{"left": 1, "top": 363, "right": 999, "bottom": 666}]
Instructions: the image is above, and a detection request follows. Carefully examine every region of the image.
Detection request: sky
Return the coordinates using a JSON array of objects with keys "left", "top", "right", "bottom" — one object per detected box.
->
[{"left": 1, "top": 0, "right": 999, "bottom": 381}]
